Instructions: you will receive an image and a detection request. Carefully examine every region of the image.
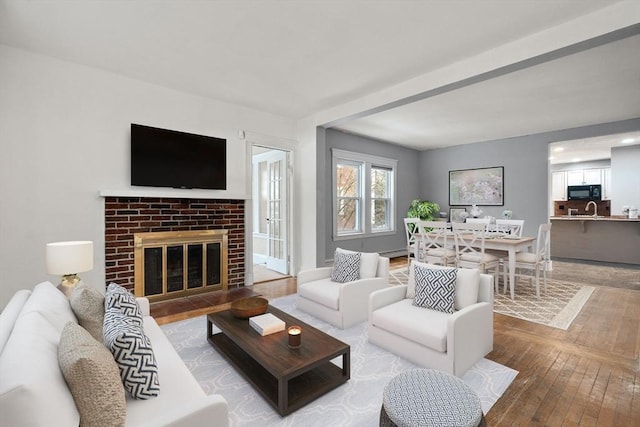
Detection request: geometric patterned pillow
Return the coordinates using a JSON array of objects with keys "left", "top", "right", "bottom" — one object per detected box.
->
[
  {"left": 103, "top": 310, "right": 160, "bottom": 399},
  {"left": 412, "top": 266, "right": 457, "bottom": 314},
  {"left": 330, "top": 250, "right": 361, "bottom": 283},
  {"left": 104, "top": 283, "right": 143, "bottom": 326}
]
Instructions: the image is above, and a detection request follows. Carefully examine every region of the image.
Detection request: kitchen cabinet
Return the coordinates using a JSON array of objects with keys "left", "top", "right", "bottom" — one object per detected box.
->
[{"left": 553, "top": 167, "right": 610, "bottom": 199}]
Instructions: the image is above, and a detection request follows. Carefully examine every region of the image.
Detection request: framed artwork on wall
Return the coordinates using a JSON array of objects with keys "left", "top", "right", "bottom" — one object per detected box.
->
[
  {"left": 449, "top": 166, "right": 504, "bottom": 206},
  {"left": 449, "top": 208, "right": 467, "bottom": 223}
]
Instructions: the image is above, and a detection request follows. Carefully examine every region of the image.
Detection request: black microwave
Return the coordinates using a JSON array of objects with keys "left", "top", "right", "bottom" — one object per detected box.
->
[{"left": 567, "top": 184, "right": 602, "bottom": 201}]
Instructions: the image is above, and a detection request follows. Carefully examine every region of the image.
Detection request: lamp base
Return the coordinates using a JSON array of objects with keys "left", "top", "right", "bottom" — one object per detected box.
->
[{"left": 57, "top": 274, "right": 81, "bottom": 298}]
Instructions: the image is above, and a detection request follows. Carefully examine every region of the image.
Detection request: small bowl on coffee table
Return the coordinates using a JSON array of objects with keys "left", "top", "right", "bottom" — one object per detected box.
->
[{"left": 230, "top": 297, "right": 269, "bottom": 319}]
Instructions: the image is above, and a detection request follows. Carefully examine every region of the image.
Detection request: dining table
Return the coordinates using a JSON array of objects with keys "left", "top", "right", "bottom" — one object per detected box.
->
[{"left": 418, "top": 230, "right": 536, "bottom": 300}]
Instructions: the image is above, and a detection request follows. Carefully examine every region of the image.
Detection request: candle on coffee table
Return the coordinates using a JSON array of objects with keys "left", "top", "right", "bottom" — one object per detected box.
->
[{"left": 288, "top": 326, "right": 301, "bottom": 348}]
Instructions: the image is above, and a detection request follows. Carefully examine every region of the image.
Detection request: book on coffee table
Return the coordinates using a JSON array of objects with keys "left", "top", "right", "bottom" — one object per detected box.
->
[{"left": 249, "top": 313, "right": 285, "bottom": 336}]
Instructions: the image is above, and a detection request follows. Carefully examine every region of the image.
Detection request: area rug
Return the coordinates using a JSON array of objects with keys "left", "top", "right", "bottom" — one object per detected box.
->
[
  {"left": 161, "top": 294, "right": 517, "bottom": 426},
  {"left": 389, "top": 268, "right": 594, "bottom": 330}
]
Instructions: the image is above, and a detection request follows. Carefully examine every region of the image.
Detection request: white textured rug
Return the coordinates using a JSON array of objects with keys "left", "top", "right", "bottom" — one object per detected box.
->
[
  {"left": 389, "top": 268, "right": 594, "bottom": 330},
  {"left": 161, "top": 294, "right": 517, "bottom": 426}
]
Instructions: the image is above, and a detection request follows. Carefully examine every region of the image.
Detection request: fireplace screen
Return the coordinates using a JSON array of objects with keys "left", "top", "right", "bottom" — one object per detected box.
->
[{"left": 134, "top": 230, "right": 228, "bottom": 300}]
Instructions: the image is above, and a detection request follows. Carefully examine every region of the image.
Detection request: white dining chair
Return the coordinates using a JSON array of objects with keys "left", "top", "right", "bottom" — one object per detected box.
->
[
  {"left": 466, "top": 217, "right": 490, "bottom": 232},
  {"left": 508, "top": 223, "right": 552, "bottom": 299},
  {"left": 403, "top": 218, "right": 421, "bottom": 272},
  {"left": 418, "top": 220, "right": 456, "bottom": 267},
  {"left": 452, "top": 222, "right": 502, "bottom": 292},
  {"left": 495, "top": 219, "right": 524, "bottom": 236}
]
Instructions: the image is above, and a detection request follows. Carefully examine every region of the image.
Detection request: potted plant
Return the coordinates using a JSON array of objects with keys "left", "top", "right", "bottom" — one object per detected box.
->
[{"left": 407, "top": 199, "right": 440, "bottom": 221}]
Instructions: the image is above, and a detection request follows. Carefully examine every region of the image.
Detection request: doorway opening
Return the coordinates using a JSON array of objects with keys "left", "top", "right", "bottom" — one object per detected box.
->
[{"left": 251, "top": 145, "right": 291, "bottom": 283}]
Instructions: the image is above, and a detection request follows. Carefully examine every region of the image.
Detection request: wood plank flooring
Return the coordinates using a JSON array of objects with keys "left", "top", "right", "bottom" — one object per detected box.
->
[{"left": 153, "top": 257, "right": 640, "bottom": 425}]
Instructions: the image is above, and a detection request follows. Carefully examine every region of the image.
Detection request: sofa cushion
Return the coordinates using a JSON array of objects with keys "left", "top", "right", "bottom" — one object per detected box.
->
[
  {"left": 336, "top": 247, "right": 380, "bottom": 278},
  {"left": 370, "top": 299, "right": 449, "bottom": 352},
  {"left": 406, "top": 261, "right": 480, "bottom": 310},
  {"left": 105, "top": 283, "right": 143, "bottom": 325},
  {"left": 58, "top": 322, "right": 126, "bottom": 427},
  {"left": 18, "top": 281, "right": 78, "bottom": 332},
  {"left": 298, "top": 278, "right": 341, "bottom": 310},
  {"left": 331, "top": 250, "right": 361, "bottom": 283},
  {"left": 70, "top": 283, "right": 105, "bottom": 342},
  {"left": 0, "top": 290, "right": 31, "bottom": 354},
  {"left": 126, "top": 316, "right": 210, "bottom": 425},
  {"left": 413, "top": 266, "right": 456, "bottom": 314},
  {"left": 103, "top": 310, "right": 160, "bottom": 399},
  {"left": 0, "top": 312, "right": 80, "bottom": 427}
]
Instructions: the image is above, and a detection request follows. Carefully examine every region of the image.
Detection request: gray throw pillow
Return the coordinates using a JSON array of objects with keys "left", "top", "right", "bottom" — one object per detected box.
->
[
  {"left": 413, "top": 266, "right": 457, "bottom": 314},
  {"left": 70, "top": 283, "right": 105, "bottom": 343},
  {"left": 58, "top": 322, "right": 126, "bottom": 427}
]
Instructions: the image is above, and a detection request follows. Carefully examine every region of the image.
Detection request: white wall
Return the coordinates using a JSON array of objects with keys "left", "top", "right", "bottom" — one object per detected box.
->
[
  {"left": 611, "top": 144, "right": 640, "bottom": 214},
  {"left": 0, "top": 45, "right": 295, "bottom": 307}
]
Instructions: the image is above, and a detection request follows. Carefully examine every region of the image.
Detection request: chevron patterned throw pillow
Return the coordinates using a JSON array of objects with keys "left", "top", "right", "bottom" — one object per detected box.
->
[
  {"left": 413, "top": 266, "right": 457, "bottom": 313},
  {"left": 331, "top": 250, "right": 361, "bottom": 283},
  {"left": 105, "top": 283, "right": 143, "bottom": 326},
  {"left": 103, "top": 310, "right": 160, "bottom": 399}
]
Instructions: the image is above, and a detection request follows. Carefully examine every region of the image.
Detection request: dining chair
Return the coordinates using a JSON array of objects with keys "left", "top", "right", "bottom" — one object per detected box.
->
[
  {"left": 466, "top": 218, "right": 491, "bottom": 233},
  {"left": 403, "top": 218, "right": 421, "bottom": 272},
  {"left": 508, "top": 223, "right": 552, "bottom": 299},
  {"left": 495, "top": 219, "right": 525, "bottom": 236},
  {"left": 418, "top": 220, "right": 456, "bottom": 267},
  {"left": 451, "top": 222, "right": 502, "bottom": 292}
]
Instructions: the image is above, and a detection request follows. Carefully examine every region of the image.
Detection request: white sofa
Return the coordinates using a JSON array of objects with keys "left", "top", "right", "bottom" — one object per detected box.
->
[
  {"left": 0, "top": 281, "right": 228, "bottom": 427},
  {"left": 297, "top": 251, "right": 390, "bottom": 329},
  {"left": 368, "top": 262, "right": 493, "bottom": 377}
]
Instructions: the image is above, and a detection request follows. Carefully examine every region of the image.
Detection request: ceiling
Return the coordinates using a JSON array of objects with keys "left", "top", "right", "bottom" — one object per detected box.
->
[
  {"left": 1, "top": 1, "right": 639, "bottom": 154},
  {"left": 549, "top": 131, "right": 640, "bottom": 165}
]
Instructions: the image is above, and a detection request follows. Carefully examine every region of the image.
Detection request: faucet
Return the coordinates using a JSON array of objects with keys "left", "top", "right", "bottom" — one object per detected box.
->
[{"left": 585, "top": 201, "right": 598, "bottom": 217}]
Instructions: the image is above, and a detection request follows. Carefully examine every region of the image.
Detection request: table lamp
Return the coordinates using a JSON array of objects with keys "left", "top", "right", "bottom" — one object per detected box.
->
[{"left": 46, "top": 241, "right": 94, "bottom": 297}]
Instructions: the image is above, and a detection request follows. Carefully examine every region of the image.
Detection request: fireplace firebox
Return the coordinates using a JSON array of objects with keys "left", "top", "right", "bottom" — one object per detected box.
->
[{"left": 134, "top": 230, "right": 228, "bottom": 301}]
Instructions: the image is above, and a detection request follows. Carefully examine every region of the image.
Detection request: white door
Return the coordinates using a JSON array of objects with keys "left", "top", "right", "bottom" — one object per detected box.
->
[{"left": 252, "top": 149, "right": 289, "bottom": 274}]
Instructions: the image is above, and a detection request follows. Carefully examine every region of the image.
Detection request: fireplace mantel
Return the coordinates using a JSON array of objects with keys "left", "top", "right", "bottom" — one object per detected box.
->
[{"left": 99, "top": 189, "right": 249, "bottom": 200}]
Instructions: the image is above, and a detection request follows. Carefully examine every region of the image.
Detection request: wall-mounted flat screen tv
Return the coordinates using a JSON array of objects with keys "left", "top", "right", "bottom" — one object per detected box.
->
[{"left": 131, "top": 124, "right": 227, "bottom": 190}]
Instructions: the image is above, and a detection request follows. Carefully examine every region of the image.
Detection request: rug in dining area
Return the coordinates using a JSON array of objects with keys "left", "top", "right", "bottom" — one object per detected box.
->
[
  {"left": 161, "top": 294, "right": 517, "bottom": 426},
  {"left": 389, "top": 268, "right": 594, "bottom": 330}
]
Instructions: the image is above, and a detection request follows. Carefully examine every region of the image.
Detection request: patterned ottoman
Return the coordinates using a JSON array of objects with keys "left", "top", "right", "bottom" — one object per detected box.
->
[{"left": 380, "top": 369, "right": 486, "bottom": 427}]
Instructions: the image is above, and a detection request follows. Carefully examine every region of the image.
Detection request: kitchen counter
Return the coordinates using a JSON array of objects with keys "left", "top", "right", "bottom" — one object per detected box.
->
[
  {"left": 550, "top": 217, "right": 639, "bottom": 265},
  {"left": 550, "top": 215, "right": 640, "bottom": 222}
]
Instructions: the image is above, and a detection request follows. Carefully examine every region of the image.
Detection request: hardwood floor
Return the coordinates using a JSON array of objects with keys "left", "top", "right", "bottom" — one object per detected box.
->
[{"left": 153, "top": 257, "right": 640, "bottom": 425}]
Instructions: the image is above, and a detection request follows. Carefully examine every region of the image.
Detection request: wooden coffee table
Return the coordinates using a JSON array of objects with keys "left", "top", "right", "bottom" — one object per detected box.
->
[{"left": 207, "top": 305, "right": 350, "bottom": 416}]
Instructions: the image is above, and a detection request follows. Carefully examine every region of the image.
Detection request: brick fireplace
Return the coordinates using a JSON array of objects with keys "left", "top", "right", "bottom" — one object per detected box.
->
[{"left": 105, "top": 197, "right": 245, "bottom": 294}]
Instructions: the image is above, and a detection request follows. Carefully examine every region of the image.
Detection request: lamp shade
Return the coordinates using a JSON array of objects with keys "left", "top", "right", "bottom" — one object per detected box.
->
[{"left": 46, "top": 241, "right": 94, "bottom": 275}]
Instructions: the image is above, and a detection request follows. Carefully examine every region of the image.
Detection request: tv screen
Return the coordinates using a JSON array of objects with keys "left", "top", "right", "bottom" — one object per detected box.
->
[{"left": 131, "top": 124, "right": 227, "bottom": 190}]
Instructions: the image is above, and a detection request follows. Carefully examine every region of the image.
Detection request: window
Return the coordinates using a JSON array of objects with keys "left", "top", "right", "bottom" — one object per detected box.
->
[{"left": 332, "top": 149, "right": 397, "bottom": 239}]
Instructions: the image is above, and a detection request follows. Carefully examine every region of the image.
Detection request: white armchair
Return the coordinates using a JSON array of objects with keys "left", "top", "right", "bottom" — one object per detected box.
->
[
  {"left": 368, "top": 261, "right": 493, "bottom": 377},
  {"left": 297, "top": 250, "right": 390, "bottom": 329}
]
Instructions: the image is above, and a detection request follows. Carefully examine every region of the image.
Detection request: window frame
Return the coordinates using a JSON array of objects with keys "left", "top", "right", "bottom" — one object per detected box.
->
[{"left": 332, "top": 149, "right": 397, "bottom": 240}]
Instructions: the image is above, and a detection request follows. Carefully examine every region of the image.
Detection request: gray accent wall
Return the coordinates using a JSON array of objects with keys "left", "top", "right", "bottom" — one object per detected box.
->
[
  {"left": 419, "top": 119, "right": 640, "bottom": 237},
  {"left": 315, "top": 119, "right": 639, "bottom": 266},
  {"left": 320, "top": 129, "right": 421, "bottom": 263}
]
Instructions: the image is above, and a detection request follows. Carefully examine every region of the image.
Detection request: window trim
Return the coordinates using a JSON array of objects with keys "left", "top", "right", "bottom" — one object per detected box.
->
[{"left": 332, "top": 149, "right": 397, "bottom": 240}]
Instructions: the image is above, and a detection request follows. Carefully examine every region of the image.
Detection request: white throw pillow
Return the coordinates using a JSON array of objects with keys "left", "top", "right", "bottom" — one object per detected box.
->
[
  {"left": 406, "top": 261, "right": 479, "bottom": 310},
  {"left": 335, "top": 247, "right": 380, "bottom": 279}
]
